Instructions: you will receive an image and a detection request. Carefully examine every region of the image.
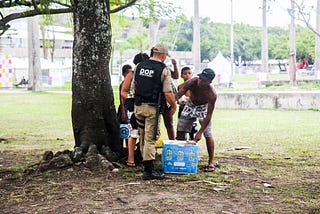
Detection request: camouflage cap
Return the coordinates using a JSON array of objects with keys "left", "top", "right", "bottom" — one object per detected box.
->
[{"left": 152, "top": 43, "right": 170, "bottom": 56}]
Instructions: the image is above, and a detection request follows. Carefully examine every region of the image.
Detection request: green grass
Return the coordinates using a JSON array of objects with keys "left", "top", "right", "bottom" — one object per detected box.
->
[
  {"left": 212, "top": 109, "right": 320, "bottom": 158},
  {"left": 0, "top": 92, "right": 73, "bottom": 151},
  {"left": 1, "top": 91, "right": 319, "bottom": 160}
]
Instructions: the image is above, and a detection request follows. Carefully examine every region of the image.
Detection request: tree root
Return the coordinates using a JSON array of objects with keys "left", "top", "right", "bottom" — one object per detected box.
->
[{"left": 25, "top": 145, "right": 120, "bottom": 174}]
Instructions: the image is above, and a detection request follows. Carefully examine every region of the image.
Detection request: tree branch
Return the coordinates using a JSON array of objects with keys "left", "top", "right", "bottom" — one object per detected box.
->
[
  {"left": 110, "top": 0, "right": 137, "bottom": 13},
  {"left": 52, "top": 1, "right": 72, "bottom": 8},
  {"left": 31, "top": 0, "right": 40, "bottom": 11},
  {"left": 0, "top": 0, "right": 32, "bottom": 7},
  {"left": 294, "top": 0, "right": 320, "bottom": 38},
  {"left": 0, "top": 0, "right": 137, "bottom": 35},
  {"left": 0, "top": 7, "right": 72, "bottom": 26}
]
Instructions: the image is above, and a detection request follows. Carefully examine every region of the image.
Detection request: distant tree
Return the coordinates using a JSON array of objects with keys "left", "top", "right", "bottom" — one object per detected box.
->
[
  {"left": 110, "top": 14, "right": 134, "bottom": 74},
  {"left": 163, "top": 15, "right": 317, "bottom": 65},
  {"left": 268, "top": 27, "right": 289, "bottom": 59},
  {"left": 163, "top": 19, "right": 193, "bottom": 52},
  {"left": 233, "top": 23, "right": 261, "bottom": 62},
  {"left": 292, "top": 0, "right": 320, "bottom": 74},
  {"left": 296, "top": 25, "right": 315, "bottom": 61},
  {"left": 126, "top": 23, "right": 149, "bottom": 51},
  {"left": 293, "top": 0, "right": 320, "bottom": 37},
  {"left": 40, "top": 15, "right": 52, "bottom": 61},
  {"left": 201, "top": 19, "right": 230, "bottom": 61},
  {"left": 158, "top": 15, "right": 187, "bottom": 51}
]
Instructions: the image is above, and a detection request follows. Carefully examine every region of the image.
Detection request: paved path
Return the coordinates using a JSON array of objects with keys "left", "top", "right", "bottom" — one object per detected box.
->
[
  {"left": 0, "top": 88, "right": 72, "bottom": 94},
  {"left": 1, "top": 87, "right": 319, "bottom": 94}
]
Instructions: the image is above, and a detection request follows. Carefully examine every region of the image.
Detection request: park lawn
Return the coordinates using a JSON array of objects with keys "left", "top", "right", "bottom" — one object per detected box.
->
[
  {"left": 0, "top": 92, "right": 73, "bottom": 152},
  {"left": 232, "top": 72, "right": 316, "bottom": 82},
  {"left": 0, "top": 91, "right": 319, "bottom": 213},
  {"left": 1, "top": 90, "right": 319, "bottom": 159}
]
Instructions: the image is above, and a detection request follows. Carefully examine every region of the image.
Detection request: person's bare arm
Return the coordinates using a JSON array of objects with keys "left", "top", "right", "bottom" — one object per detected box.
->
[
  {"left": 170, "top": 58, "right": 179, "bottom": 79},
  {"left": 175, "top": 78, "right": 195, "bottom": 101},
  {"left": 120, "top": 72, "right": 132, "bottom": 100},
  {"left": 119, "top": 83, "right": 127, "bottom": 123},
  {"left": 164, "top": 92, "right": 177, "bottom": 115}
]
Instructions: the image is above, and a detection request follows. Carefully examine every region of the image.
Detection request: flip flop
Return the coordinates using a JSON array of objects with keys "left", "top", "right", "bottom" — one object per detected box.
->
[
  {"left": 204, "top": 165, "right": 215, "bottom": 172},
  {"left": 126, "top": 161, "right": 136, "bottom": 167}
]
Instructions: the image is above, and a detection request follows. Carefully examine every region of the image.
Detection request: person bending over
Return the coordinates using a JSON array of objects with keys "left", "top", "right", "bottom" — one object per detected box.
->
[{"left": 175, "top": 68, "right": 217, "bottom": 172}]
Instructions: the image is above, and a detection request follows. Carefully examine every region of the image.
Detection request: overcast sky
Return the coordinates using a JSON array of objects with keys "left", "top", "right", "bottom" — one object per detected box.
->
[{"left": 171, "top": 0, "right": 317, "bottom": 27}]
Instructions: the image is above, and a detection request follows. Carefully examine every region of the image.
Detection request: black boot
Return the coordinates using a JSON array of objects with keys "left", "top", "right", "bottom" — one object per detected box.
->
[{"left": 142, "top": 160, "right": 165, "bottom": 180}]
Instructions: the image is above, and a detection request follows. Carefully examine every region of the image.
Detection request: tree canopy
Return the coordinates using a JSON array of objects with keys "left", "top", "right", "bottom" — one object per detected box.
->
[{"left": 160, "top": 17, "right": 315, "bottom": 63}]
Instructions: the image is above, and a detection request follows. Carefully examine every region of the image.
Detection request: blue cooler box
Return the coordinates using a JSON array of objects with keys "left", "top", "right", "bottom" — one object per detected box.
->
[{"left": 162, "top": 140, "right": 199, "bottom": 174}]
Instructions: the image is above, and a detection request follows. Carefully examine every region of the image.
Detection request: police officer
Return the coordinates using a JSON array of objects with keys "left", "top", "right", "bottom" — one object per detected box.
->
[{"left": 133, "top": 43, "right": 176, "bottom": 180}]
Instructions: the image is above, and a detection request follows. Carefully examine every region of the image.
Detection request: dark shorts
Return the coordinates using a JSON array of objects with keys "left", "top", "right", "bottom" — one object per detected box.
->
[
  {"left": 177, "top": 101, "right": 213, "bottom": 138},
  {"left": 130, "top": 113, "right": 138, "bottom": 129}
]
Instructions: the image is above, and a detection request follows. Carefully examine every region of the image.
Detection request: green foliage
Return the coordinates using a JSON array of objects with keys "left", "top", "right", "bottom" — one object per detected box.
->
[
  {"left": 161, "top": 18, "right": 316, "bottom": 62},
  {"left": 111, "top": 14, "right": 136, "bottom": 52},
  {"left": 158, "top": 15, "right": 187, "bottom": 51},
  {"left": 38, "top": 0, "right": 51, "bottom": 10},
  {"left": 296, "top": 25, "right": 315, "bottom": 62},
  {"left": 110, "top": 1, "right": 185, "bottom": 52},
  {"left": 268, "top": 27, "right": 289, "bottom": 59},
  {"left": 233, "top": 23, "right": 261, "bottom": 61},
  {"left": 110, "top": 0, "right": 123, "bottom": 7},
  {"left": 161, "top": 19, "right": 192, "bottom": 51},
  {"left": 132, "top": 0, "right": 182, "bottom": 23},
  {"left": 201, "top": 19, "right": 230, "bottom": 61},
  {"left": 0, "top": 0, "right": 318, "bottom": 64}
]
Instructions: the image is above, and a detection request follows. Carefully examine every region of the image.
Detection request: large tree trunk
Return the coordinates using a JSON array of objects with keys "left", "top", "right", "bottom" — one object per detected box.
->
[
  {"left": 71, "top": 0, "right": 120, "bottom": 161},
  {"left": 315, "top": 0, "right": 320, "bottom": 79}
]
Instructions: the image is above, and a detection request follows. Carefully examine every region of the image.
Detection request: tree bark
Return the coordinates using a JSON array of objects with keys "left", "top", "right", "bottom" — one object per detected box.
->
[
  {"left": 315, "top": 0, "right": 320, "bottom": 79},
  {"left": 27, "top": 16, "right": 42, "bottom": 92},
  {"left": 289, "top": 0, "right": 297, "bottom": 87},
  {"left": 71, "top": 0, "right": 120, "bottom": 159}
]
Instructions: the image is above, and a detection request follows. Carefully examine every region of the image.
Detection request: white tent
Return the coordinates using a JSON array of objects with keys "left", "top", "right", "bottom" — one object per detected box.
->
[
  {"left": 207, "top": 51, "right": 231, "bottom": 83},
  {"left": 11, "top": 57, "right": 72, "bottom": 87}
]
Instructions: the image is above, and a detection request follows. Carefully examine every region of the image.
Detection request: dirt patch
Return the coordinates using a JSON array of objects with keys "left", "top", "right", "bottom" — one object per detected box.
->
[{"left": 0, "top": 151, "right": 319, "bottom": 214}]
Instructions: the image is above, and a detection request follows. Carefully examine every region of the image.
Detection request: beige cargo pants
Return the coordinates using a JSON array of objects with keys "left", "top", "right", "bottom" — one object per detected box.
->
[{"left": 134, "top": 103, "right": 160, "bottom": 161}]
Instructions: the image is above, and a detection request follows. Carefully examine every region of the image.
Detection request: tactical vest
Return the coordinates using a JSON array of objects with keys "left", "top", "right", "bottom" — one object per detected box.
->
[{"left": 134, "top": 60, "right": 166, "bottom": 105}]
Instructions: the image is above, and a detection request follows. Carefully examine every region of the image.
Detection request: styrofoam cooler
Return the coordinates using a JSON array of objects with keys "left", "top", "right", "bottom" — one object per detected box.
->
[{"left": 162, "top": 140, "right": 199, "bottom": 174}]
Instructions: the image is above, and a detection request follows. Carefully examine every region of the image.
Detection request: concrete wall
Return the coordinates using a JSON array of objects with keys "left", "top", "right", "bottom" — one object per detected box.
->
[{"left": 216, "top": 91, "right": 320, "bottom": 110}]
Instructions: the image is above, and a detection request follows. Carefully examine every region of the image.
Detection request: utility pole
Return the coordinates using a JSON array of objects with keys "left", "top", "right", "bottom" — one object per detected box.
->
[
  {"left": 230, "top": 0, "right": 234, "bottom": 82},
  {"left": 289, "top": 0, "right": 297, "bottom": 87},
  {"left": 193, "top": 0, "right": 201, "bottom": 73},
  {"left": 261, "top": 0, "right": 269, "bottom": 74}
]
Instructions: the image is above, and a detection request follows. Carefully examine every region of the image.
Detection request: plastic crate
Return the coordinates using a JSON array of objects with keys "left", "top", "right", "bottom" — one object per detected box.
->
[{"left": 162, "top": 140, "right": 199, "bottom": 174}]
